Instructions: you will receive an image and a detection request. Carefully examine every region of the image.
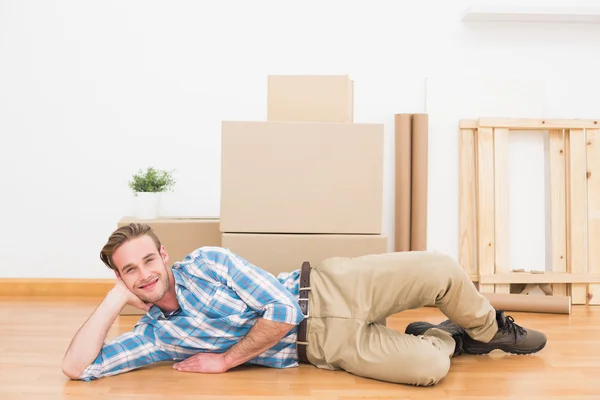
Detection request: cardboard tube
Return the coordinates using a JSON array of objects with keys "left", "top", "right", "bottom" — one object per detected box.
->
[
  {"left": 483, "top": 293, "right": 571, "bottom": 315},
  {"left": 411, "top": 114, "right": 428, "bottom": 250},
  {"left": 394, "top": 114, "right": 412, "bottom": 252}
]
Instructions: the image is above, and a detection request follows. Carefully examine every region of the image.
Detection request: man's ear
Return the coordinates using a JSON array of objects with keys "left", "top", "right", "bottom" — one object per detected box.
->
[
  {"left": 114, "top": 269, "right": 122, "bottom": 281},
  {"left": 160, "top": 245, "right": 169, "bottom": 264}
]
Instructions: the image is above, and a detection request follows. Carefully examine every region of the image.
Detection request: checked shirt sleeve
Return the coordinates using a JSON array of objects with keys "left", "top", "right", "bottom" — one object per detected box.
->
[
  {"left": 216, "top": 248, "right": 305, "bottom": 326},
  {"left": 78, "top": 327, "right": 171, "bottom": 381}
]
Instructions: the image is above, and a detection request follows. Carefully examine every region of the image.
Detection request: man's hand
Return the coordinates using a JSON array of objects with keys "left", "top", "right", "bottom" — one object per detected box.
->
[
  {"left": 114, "top": 277, "right": 151, "bottom": 312},
  {"left": 173, "top": 353, "right": 230, "bottom": 374},
  {"left": 173, "top": 317, "right": 296, "bottom": 376},
  {"left": 172, "top": 318, "right": 294, "bottom": 375}
]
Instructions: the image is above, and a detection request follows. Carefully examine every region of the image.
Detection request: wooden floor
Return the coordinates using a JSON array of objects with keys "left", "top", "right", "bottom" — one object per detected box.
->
[{"left": 1, "top": 297, "right": 600, "bottom": 400}]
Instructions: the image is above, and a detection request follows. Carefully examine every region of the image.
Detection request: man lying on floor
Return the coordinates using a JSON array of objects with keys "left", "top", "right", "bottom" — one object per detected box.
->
[{"left": 62, "top": 223, "right": 547, "bottom": 387}]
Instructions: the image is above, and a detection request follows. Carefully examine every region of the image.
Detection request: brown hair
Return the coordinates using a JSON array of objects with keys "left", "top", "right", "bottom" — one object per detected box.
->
[{"left": 100, "top": 223, "right": 162, "bottom": 271}]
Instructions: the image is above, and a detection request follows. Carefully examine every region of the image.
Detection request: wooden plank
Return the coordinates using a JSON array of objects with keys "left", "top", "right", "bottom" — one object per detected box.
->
[
  {"left": 480, "top": 272, "right": 600, "bottom": 284},
  {"left": 493, "top": 128, "right": 510, "bottom": 293},
  {"left": 0, "top": 278, "right": 116, "bottom": 297},
  {"left": 568, "top": 128, "right": 589, "bottom": 304},
  {"left": 459, "top": 119, "right": 479, "bottom": 129},
  {"left": 459, "top": 128, "right": 476, "bottom": 275},
  {"left": 587, "top": 129, "right": 600, "bottom": 305},
  {"left": 476, "top": 127, "right": 495, "bottom": 293},
  {"left": 479, "top": 118, "right": 600, "bottom": 130},
  {"left": 565, "top": 131, "right": 573, "bottom": 298},
  {"left": 549, "top": 129, "right": 568, "bottom": 296}
]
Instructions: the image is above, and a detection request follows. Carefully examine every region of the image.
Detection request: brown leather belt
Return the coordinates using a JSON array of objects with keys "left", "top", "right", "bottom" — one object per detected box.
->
[{"left": 296, "top": 261, "right": 311, "bottom": 364}]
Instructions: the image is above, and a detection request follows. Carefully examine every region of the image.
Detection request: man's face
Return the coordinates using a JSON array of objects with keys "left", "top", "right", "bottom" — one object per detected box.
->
[{"left": 111, "top": 235, "right": 171, "bottom": 304}]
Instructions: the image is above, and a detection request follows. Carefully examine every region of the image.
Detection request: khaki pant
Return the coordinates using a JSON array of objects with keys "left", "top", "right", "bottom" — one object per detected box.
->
[{"left": 304, "top": 251, "right": 498, "bottom": 386}]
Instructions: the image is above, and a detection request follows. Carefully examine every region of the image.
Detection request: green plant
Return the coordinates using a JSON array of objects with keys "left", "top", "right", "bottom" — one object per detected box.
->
[{"left": 128, "top": 167, "right": 176, "bottom": 194}]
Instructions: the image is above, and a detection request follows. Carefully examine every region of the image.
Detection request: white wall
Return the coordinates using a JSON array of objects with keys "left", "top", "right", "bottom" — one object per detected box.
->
[{"left": 1, "top": 0, "right": 600, "bottom": 279}]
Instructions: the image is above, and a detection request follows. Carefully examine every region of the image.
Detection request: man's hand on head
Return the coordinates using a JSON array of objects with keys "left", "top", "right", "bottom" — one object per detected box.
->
[{"left": 113, "top": 277, "right": 151, "bottom": 312}]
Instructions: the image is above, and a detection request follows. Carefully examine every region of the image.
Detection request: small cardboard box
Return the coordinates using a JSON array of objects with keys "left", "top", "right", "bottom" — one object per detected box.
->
[
  {"left": 267, "top": 75, "right": 353, "bottom": 123},
  {"left": 220, "top": 121, "right": 384, "bottom": 234}
]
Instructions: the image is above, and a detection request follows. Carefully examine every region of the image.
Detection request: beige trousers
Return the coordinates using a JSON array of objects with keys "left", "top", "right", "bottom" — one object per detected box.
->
[{"left": 304, "top": 251, "right": 498, "bottom": 386}]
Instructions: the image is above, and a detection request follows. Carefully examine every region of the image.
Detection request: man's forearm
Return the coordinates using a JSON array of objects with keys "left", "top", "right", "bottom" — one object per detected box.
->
[
  {"left": 223, "top": 318, "right": 296, "bottom": 369},
  {"left": 61, "top": 288, "right": 128, "bottom": 379}
]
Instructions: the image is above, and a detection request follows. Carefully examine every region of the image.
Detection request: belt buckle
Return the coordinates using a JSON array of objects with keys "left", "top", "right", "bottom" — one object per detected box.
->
[{"left": 298, "top": 297, "right": 309, "bottom": 317}]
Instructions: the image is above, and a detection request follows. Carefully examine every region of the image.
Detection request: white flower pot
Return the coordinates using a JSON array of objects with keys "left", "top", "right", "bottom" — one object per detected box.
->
[{"left": 133, "top": 192, "right": 161, "bottom": 219}]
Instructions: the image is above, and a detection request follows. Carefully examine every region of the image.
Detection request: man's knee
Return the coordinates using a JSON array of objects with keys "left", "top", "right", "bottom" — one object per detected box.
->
[
  {"left": 405, "top": 352, "right": 451, "bottom": 386},
  {"left": 425, "top": 251, "right": 460, "bottom": 267},
  {"left": 421, "top": 252, "right": 466, "bottom": 281},
  {"left": 339, "top": 348, "right": 451, "bottom": 386}
]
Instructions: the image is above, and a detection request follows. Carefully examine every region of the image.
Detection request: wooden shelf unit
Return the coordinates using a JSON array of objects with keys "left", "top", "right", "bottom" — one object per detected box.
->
[{"left": 459, "top": 118, "right": 600, "bottom": 305}]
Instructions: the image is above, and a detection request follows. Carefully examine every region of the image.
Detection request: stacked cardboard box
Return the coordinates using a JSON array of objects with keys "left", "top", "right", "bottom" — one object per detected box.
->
[
  {"left": 117, "top": 216, "right": 221, "bottom": 315},
  {"left": 220, "top": 75, "right": 388, "bottom": 278}
]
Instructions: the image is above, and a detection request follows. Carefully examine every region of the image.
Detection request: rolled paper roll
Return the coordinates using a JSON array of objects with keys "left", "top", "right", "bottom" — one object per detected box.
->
[
  {"left": 411, "top": 113, "right": 428, "bottom": 251},
  {"left": 483, "top": 292, "right": 571, "bottom": 315},
  {"left": 394, "top": 114, "right": 412, "bottom": 252}
]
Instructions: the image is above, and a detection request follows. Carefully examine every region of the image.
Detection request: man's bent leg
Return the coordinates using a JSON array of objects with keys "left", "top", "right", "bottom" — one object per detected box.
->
[
  {"left": 310, "top": 251, "right": 498, "bottom": 343},
  {"left": 306, "top": 318, "right": 454, "bottom": 386}
]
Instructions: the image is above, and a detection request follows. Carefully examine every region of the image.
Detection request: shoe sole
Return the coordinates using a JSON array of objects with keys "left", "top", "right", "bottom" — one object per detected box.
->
[{"left": 464, "top": 340, "right": 547, "bottom": 355}]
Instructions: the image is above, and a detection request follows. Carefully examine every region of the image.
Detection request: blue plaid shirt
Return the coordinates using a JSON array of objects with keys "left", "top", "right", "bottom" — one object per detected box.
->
[{"left": 80, "top": 246, "right": 304, "bottom": 381}]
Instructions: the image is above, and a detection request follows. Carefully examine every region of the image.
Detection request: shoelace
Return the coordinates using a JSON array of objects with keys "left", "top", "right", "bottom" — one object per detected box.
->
[{"left": 499, "top": 315, "right": 526, "bottom": 339}]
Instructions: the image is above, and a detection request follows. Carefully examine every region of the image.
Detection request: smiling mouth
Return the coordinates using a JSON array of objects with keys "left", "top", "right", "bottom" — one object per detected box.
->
[{"left": 138, "top": 277, "right": 159, "bottom": 290}]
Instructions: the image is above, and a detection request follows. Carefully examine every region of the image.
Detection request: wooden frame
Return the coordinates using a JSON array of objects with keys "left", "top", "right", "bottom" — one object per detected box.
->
[{"left": 459, "top": 118, "right": 600, "bottom": 305}]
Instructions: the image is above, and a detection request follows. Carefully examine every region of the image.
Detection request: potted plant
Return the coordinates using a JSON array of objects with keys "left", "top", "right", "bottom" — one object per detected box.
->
[{"left": 128, "top": 167, "right": 176, "bottom": 219}]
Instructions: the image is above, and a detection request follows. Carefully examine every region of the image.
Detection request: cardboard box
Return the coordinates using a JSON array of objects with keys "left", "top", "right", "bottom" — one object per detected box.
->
[
  {"left": 220, "top": 121, "right": 384, "bottom": 234},
  {"left": 267, "top": 75, "right": 354, "bottom": 123},
  {"left": 223, "top": 233, "right": 389, "bottom": 326},
  {"left": 117, "top": 217, "right": 221, "bottom": 316},
  {"left": 221, "top": 233, "right": 389, "bottom": 276},
  {"left": 118, "top": 217, "right": 221, "bottom": 263}
]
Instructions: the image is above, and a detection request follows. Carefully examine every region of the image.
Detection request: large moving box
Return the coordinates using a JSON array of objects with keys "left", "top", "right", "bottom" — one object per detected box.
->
[
  {"left": 267, "top": 75, "right": 354, "bottom": 123},
  {"left": 221, "top": 233, "right": 388, "bottom": 276},
  {"left": 220, "top": 121, "right": 384, "bottom": 234},
  {"left": 117, "top": 217, "right": 221, "bottom": 315}
]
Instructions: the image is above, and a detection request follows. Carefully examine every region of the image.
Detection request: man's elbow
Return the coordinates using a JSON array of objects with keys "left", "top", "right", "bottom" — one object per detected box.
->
[{"left": 62, "top": 361, "right": 84, "bottom": 380}]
